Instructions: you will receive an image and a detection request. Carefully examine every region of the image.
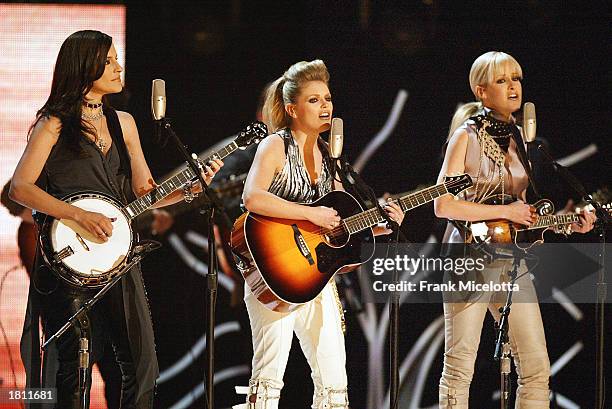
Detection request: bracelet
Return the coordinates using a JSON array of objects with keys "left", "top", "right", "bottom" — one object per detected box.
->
[
  {"left": 183, "top": 181, "right": 200, "bottom": 203},
  {"left": 554, "top": 223, "right": 572, "bottom": 236}
]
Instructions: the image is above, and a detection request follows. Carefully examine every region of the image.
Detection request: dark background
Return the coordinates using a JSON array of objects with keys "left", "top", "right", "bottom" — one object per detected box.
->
[
  {"left": 33, "top": 0, "right": 612, "bottom": 407},
  {"left": 128, "top": 1, "right": 609, "bottom": 408}
]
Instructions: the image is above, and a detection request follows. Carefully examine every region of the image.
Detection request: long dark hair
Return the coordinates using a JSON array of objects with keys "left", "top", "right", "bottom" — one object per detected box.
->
[{"left": 30, "top": 30, "right": 112, "bottom": 151}]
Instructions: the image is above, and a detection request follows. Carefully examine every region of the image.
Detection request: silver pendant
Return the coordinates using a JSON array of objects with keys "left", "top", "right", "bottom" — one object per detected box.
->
[{"left": 96, "top": 138, "right": 106, "bottom": 151}]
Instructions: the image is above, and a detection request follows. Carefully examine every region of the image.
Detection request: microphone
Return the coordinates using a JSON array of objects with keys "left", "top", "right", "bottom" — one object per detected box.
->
[
  {"left": 151, "top": 79, "right": 166, "bottom": 141},
  {"left": 329, "top": 117, "right": 343, "bottom": 182},
  {"left": 523, "top": 102, "right": 536, "bottom": 143},
  {"left": 329, "top": 117, "right": 344, "bottom": 159},
  {"left": 522, "top": 101, "right": 541, "bottom": 163},
  {"left": 151, "top": 79, "right": 166, "bottom": 120}
]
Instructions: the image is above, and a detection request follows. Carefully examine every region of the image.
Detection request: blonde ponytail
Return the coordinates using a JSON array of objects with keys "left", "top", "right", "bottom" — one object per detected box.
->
[
  {"left": 447, "top": 101, "right": 483, "bottom": 141},
  {"left": 262, "top": 77, "right": 287, "bottom": 133},
  {"left": 262, "top": 59, "right": 330, "bottom": 133}
]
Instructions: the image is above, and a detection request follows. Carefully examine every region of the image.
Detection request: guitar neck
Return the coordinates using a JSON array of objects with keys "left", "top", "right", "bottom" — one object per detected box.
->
[
  {"left": 136, "top": 172, "right": 248, "bottom": 226},
  {"left": 529, "top": 213, "right": 580, "bottom": 230},
  {"left": 342, "top": 182, "right": 450, "bottom": 235},
  {"left": 124, "top": 141, "right": 240, "bottom": 219}
]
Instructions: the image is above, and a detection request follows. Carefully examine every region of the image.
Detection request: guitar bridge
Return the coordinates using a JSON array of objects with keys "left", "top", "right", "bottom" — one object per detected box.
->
[{"left": 291, "top": 224, "right": 314, "bottom": 265}]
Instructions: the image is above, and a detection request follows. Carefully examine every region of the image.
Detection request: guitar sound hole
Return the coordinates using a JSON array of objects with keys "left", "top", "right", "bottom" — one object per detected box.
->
[{"left": 325, "top": 227, "right": 346, "bottom": 247}]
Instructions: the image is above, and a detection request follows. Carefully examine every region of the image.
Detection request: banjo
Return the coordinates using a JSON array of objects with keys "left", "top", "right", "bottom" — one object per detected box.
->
[{"left": 37, "top": 121, "right": 268, "bottom": 288}]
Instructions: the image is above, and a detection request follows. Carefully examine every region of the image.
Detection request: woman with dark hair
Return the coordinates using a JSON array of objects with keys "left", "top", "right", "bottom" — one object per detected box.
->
[
  {"left": 10, "top": 30, "right": 222, "bottom": 408},
  {"left": 434, "top": 51, "right": 595, "bottom": 408},
  {"left": 234, "top": 60, "right": 404, "bottom": 409}
]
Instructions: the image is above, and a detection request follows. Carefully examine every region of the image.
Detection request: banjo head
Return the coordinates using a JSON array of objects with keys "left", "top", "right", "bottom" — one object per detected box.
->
[{"left": 47, "top": 192, "right": 133, "bottom": 287}]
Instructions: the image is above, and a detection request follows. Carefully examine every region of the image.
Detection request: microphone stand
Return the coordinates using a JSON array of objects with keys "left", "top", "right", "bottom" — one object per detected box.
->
[
  {"left": 534, "top": 143, "right": 609, "bottom": 408},
  {"left": 336, "top": 157, "right": 405, "bottom": 409},
  {"left": 160, "top": 119, "right": 230, "bottom": 409},
  {"left": 42, "top": 254, "right": 148, "bottom": 409},
  {"left": 78, "top": 316, "right": 90, "bottom": 409},
  {"left": 493, "top": 252, "right": 521, "bottom": 409}
]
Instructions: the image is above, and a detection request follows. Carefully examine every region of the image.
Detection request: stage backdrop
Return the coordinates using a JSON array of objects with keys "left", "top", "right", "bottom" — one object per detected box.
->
[{"left": 0, "top": 4, "right": 125, "bottom": 408}]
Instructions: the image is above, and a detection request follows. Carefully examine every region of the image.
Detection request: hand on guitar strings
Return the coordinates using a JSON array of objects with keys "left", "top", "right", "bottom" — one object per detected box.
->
[
  {"left": 504, "top": 200, "right": 537, "bottom": 226},
  {"left": 571, "top": 209, "right": 596, "bottom": 233},
  {"left": 306, "top": 206, "right": 341, "bottom": 229},
  {"left": 382, "top": 197, "right": 404, "bottom": 225},
  {"left": 74, "top": 209, "right": 117, "bottom": 242},
  {"left": 559, "top": 200, "right": 597, "bottom": 234},
  {"left": 195, "top": 158, "right": 224, "bottom": 191}
]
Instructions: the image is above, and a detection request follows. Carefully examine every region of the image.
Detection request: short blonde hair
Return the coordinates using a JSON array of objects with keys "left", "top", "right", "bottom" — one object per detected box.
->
[
  {"left": 469, "top": 51, "right": 523, "bottom": 99},
  {"left": 446, "top": 51, "right": 523, "bottom": 140}
]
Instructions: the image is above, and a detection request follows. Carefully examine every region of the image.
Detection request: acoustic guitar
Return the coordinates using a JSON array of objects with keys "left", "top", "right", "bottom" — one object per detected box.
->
[{"left": 230, "top": 174, "right": 472, "bottom": 312}]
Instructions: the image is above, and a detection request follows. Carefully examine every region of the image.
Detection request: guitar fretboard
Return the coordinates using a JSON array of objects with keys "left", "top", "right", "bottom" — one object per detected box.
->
[
  {"left": 124, "top": 141, "right": 239, "bottom": 219},
  {"left": 342, "top": 184, "right": 449, "bottom": 234},
  {"left": 529, "top": 213, "right": 580, "bottom": 230}
]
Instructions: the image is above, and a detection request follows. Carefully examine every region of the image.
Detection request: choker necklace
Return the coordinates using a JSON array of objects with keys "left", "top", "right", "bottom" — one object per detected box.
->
[
  {"left": 84, "top": 101, "right": 103, "bottom": 109},
  {"left": 81, "top": 109, "right": 104, "bottom": 121},
  {"left": 470, "top": 113, "right": 514, "bottom": 152},
  {"left": 82, "top": 101, "right": 104, "bottom": 120}
]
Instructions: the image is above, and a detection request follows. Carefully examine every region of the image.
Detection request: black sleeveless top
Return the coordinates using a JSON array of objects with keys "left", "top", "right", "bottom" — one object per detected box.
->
[
  {"left": 40, "top": 106, "right": 133, "bottom": 204},
  {"left": 22, "top": 107, "right": 158, "bottom": 404}
]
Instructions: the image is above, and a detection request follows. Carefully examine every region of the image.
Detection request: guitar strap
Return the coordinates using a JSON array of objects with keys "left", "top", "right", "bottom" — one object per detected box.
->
[
  {"left": 104, "top": 107, "right": 135, "bottom": 204},
  {"left": 104, "top": 107, "right": 132, "bottom": 179},
  {"left": 509, "top": 125, "right": 541, "bottom": 199},
  {"left": 317, "top": 136, "right": 335, "bottom": 183}
]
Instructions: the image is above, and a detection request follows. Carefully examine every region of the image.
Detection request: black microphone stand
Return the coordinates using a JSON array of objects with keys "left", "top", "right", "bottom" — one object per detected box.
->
[
  {"left": 336, "top": 157, "right": 405, "bottom": 409},
  {"left": 493, "top": 252, "right": 521, "bottom": 409},
  {"left": 535, "top": 143, "right": 609, "bottom": 409},
  {"left": 160, "top": 119, "right": 230, "bottom": 409},
  {"left": 77, "top": 315, "right": 90, "bottom": 409},
  {"left": 42, "top": 254, "right": 148, "bottom": 409}
]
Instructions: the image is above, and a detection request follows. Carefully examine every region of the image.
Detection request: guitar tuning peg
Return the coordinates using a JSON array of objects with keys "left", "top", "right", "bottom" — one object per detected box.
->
[{"left": 191, "top": 153, "right": 198, "bottom": 160}]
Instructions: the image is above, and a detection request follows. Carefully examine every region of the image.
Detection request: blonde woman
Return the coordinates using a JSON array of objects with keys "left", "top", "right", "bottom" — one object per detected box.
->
[
  {"left": 235, "top": 60, "right": 403, "bottom": 409},
  {"left": 434, "top": 51, "right": 595, "bottom": 408}
]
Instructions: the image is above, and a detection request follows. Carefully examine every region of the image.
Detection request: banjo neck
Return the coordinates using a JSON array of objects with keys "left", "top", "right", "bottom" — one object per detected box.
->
[{"left": 124, "top": 141, "right": 240, "bottom": 220}]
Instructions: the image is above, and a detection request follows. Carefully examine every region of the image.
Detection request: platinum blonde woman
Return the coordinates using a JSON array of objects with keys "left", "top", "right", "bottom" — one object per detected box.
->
[{"left": 434, "top": 51, "right": 595, "bottom": 408}]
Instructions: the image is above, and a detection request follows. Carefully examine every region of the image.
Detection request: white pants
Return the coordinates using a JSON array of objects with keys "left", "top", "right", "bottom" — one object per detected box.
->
[
  {"left": 236, "top": 282, "right": 349, "bottom": 409},
  {"left": 439, "top": 259, "right": 551, "bottom": 408}
]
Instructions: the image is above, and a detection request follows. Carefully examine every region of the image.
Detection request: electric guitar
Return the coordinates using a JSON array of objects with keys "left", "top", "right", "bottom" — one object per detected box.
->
[
  {"left": 230, "top": 174, "right": 472, "bottom": 312},
  {"left": 37, "top": 121, "right": 268, "bottom": 288}
]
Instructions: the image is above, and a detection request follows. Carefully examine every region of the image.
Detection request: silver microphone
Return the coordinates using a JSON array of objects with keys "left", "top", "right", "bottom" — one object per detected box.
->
[
  {"left": 151, "top": 79, "right": 166, "bottom": 121},
  {"left": 329, "top": 117, "right": 344, "bottom": 159},
  {"left": 523, "top": 102, "right": 536, "bottom": 143}
]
